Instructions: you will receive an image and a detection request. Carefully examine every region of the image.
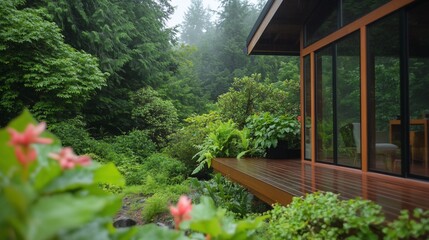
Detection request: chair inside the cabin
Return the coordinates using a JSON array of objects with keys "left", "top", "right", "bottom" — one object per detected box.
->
[{"left": 340, "top": 123, "right": 399, "bottom": 169}]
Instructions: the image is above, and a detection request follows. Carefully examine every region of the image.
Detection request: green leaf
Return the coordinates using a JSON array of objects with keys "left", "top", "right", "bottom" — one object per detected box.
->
[
  {"left": 0, "top": 109, "right": 36, "bottom": 173},
  {"left": 185, "top": 197, "right": 223, "bottom": 236},
  {"left": 31, "top": 144, "right": 62, "bottom": 191},
  {"left": 26, "top": 193, "right": 120, "bottom": 240},
  {"left": 42, "top": 168, "right": 94, "bottom": 193},
  {"left": 0, "top": 129, "right": 16, "bottom": 173},
  {"left": 132, "top": 224, "right": 187, "bottom": 240},
  {"left": 93, "top": 163, "right": 125, "bottom": 187}
]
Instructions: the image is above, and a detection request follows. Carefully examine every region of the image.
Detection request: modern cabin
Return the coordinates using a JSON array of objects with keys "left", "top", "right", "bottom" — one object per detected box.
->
[{"left": 213, "top": 0, "right": 429, "bottom": 218}]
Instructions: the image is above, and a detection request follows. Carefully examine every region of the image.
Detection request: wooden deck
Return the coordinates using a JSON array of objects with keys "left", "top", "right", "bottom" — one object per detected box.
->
[{"left": 213, "top": 158, "right": 429, "bottom": 220}]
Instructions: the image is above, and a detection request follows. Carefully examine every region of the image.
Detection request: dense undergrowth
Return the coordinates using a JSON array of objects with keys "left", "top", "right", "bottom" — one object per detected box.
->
[{"left": 43, "top": 75, "right": 429, "bottom": 239}]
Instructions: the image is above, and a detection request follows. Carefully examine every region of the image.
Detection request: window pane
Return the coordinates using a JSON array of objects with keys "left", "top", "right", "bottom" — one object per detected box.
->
[
  {"left": 342, "top": 0, "right": 389, "bottom": 26},
  {"left": 305, "top": 2, "right": 338, "bottom": 46},
  {"left": 316, "top": 46, "right": 334, "bottom": 163},
  {"left": 336, "top": 32, "right": 361, "bottom": 168},
  {"left": 408, "top": 1, "right": 429, "bottom": 178},
  {"left": 367, "top": 13, "right": 401, "bottom": 174},
  {"left": 304, "top": 55, "right": 312, "bottom": 160}
]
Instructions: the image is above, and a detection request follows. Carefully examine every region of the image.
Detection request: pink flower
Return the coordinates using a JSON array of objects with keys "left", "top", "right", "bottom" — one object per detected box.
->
[
  {"left": 49, "top": 147, "right": 91, "bottom": 170},
  {"left": 7, "top": 122, "right": 53, "bottom": 167},
  {"left": 297, "top": 115, "right": 302, "bottom": 122},
  {"left": 13, "top": 146, "right": 37, "bottom": 167},
  {"left": 8, "top": 122, "right": 52, "bottom": 146},
  {"left": 170, "top": 195, "right": 192, "bottom": 229}
]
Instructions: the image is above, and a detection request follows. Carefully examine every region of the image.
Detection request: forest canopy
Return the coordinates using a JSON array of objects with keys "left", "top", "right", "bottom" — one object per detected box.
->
[{"left": 0, "top": 0, "right": 300, "bottom": 139}]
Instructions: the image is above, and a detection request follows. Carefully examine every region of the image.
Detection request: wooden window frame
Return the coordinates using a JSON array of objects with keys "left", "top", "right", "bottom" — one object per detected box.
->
[{"left": 300, "top": 0, "right": 415, "bottom": 173}]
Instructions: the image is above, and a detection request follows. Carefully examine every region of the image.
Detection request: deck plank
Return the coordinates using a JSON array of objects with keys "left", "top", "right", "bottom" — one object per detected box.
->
[{"left": 213, "top": 158, "right": 429, "bottom": 220}]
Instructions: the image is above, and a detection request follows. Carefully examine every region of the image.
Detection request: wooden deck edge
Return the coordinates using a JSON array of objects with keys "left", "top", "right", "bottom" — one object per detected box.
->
[{"left": 212, "top": 158, "right": 294, "bottom": 206}]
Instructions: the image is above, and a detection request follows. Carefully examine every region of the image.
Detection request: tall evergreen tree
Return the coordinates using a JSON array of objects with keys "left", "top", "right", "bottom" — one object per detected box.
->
[
  {"left": 39, "top": 0, "right": 178, "bottom": 134},
  {"left": 195, "top": 0, "right": 262, "bottom": 99},
  {"left": 0, "top": 0, "right": 106, "bottom": 124},
  {"left": 180, "top": 0, "right": 212, "bottom": 45}
]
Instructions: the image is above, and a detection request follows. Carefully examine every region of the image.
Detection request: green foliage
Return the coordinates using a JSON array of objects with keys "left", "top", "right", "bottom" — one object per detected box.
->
[
  {"left": 77, "top": 138, "right": 141, "bottom": 186},
  {"left": 164, "top": 112, "right": 222, "bottom": 172},
  {"left": 264, "top": 192, "right": 385, "bottom": 239},
  {"left": 258, "top": 191, "right": 429, "bottom": 240},
  {"left": 130, "top": 87, "right": 179, "bottom": 146},
  {"left": 142, "top": 153, "right": 188, "bottom": 185},
  {"left": 48, "top": 117, "right": 93, "bottom": 155},
  {"left": 141, "top": 192, "right": 171, "bottom": 222},
  {"left": 140, "top": 182, "right": 190, "bottom": 223},
  {"left": 158, "top": 45, "right": 211, "bottom": 120},
  {"left": 0, "top": 1, "right": 107, "bottom": 124},
  {"left": 246, "top": 112, "right": 301, "bottom": 151},
  {"left": 0, "top": 110, "right": 131, "bottom": 240},
  {"left": 43, "top": 0, "right": 177, "bottom": 135},
  {"left": 191, "top": 174, "right": 254, "bottom": 218},
  {"left": 192, "top": 120, "right": 254, "bottom": 175},
  {"left": 180, "top": 0, "right": 213, "bottom": 45},
  {"left": 112, "top": 153, "right": 187, "bottom": 187},
  {"left": 110, "top": 130, "right": 156, "bottom": 161},
  {"left": 181, "top": 196, "right": 267, "bottom": 240},
  {"left": 383, "top": 208, "right": 429, "bottom": 240},
  {"left": 217, "top": 74, "right": 298, "bottom": 127}
]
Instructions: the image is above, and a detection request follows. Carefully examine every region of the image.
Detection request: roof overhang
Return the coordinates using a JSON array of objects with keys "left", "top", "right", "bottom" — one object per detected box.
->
[{"left": 246, "top": 0, "right": 319, "bottom": 55}]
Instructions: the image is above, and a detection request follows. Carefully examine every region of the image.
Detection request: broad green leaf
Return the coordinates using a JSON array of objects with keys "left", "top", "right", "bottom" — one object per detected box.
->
[
  {"left": 132, "top": 224, "right": 187, "bottom": 240},
  {"left": 93, "top": 163, "right": 125, "bottom": 187},
  {"left": 0, "top": 129, "right": 16, "bottom": 173},
  {"left": 42, "top": 168, "right": 94, "bottom": 193},
  {"left": 186, "top": 197, "right": 223, "bottom": 236},
  {"left": 7, "top": 109, "right": 37, "bottom": 132},
  {"left": 26, "top": 194, "right": 119, "bottom": 240},
  {"left": 31, "top": 144, "right": 62, "bottom": 191},
  {"left": 58, "top": 218, "right": 112, "bottom": 240}
]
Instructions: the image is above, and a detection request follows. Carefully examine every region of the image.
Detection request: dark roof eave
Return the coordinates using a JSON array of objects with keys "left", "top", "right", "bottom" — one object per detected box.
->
[{"left": 246, "top": 0, "right": 276, "bottom": 46}]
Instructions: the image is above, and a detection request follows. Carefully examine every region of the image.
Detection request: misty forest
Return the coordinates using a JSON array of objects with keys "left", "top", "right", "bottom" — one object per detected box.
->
[{"left": 2, "top": 0, "right": 428, "bottom": 239}]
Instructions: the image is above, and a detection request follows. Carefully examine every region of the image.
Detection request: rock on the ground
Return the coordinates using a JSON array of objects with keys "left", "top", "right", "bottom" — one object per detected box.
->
[{"left": 113, "top": 216, "right": 137, "bottom": 228}]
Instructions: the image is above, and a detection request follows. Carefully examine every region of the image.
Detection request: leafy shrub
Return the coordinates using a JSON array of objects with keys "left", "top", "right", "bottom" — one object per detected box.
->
[
  {"left": 191, "top": 174, "right": 254, "bottom": 218},
  {"left": 142, "top": 153, "right": 188, "bottom": 185},
  {"left": 265, "top": 192, "right": 385, "bottom": 239},
  {"left": 192, "top": 120, "right": 255, "bottom": 174},
  {"left": 130, "top": 87, "right": 179, "bottom": 146},
  {"left": 164, "top": 112, "right": 222, "bottom": 173},
  {"left": 110, "top": 129, "right": 156, "bottom": 161},
  {"left": 142, "top": 192, "right": 171, "bottom": 222},
  {"left": 3, "top": 110, "right": 264, "bottom": 240},
  {"left": 180, "top": 196, "right": 267, "bottom": 239},
  {"left": 48, "top": 116, "right": 93, "bottom": 155},
  {"left": 246, "top": 112, "right": 301, "bottom": 151},
  {"left": 217, "top": 74, "right": 298, "bottom": 127},
  {"left": 141, "top": 179, "right": 190, "bottom": 223},
  {"left": 0, "top": 110, "right": 129, "bottom": 239},
  {"left": 83, "top": 138, "right": 143, "bottom": 185},
  {"left": 383, "top": 208, "right": 429, "bottom": 239},
  {"left": 259, "top": 191, "right": 429, "bottom": 240}
]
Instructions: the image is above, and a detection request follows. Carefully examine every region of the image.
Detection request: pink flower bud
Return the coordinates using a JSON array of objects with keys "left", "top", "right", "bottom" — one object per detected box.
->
[
  {"left": 49, "top": 147, "right": 91, "bottom": 170},
  {"left": 170, "top": 195, "right": 192, "bottom": 229},
  {"left": 7, "top": 122, "right": 52, "bottom": 167}
]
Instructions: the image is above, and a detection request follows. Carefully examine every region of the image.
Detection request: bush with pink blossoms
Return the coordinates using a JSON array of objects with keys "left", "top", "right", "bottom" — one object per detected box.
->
[{"left": 0, "top": 110, "right": 266, "bottom": 240}]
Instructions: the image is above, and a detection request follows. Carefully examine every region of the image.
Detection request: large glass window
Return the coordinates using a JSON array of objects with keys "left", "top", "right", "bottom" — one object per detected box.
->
[
  {"left": 305, "top": 0, "right": 390, "bottom": 46},
  {"left": 408, "top": 1, "right": 429, "bottom": 178},
  {"left": 367, "top": 13, "right": 401, "bottom": 174},
  {"left": 315, "top": 32, "right": 361, "bottom": 167},
  {"left": 304, "top": 55, "right": 311, "bottom": 160},
  {"left": 305, "top": 2, "right": 338, "bottom": 46},
  {"left": 342, "top": 0, "right": 389, "bottom": 26},
  {"left": 336, "top": 32, "right": 361, "bottom": 168},
  {"left": 316, "top": 46, "right": 334, "bottom": 163}
]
